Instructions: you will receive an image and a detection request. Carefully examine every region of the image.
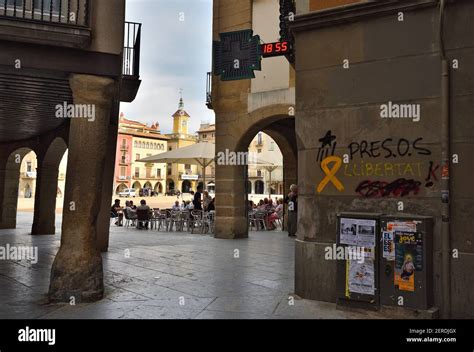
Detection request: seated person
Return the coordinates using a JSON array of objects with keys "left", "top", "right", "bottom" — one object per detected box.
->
[
  {"left": 172, "top": 201, "right": 181, "bottom": 211},
  {"left": 185, "top": 200, "right": 194, "bottom": 210},
  {"left": 136, "top": 200, "right": 151, "bottom": 229},
  {"left": 111, "top": 199, "right": 123, "bottom": 226},
  {"left": 125, "top": 201, "right": 137, "bottom": 220},
  {"left": 129, "top": 200, "right": 137, "bottom": 210}
]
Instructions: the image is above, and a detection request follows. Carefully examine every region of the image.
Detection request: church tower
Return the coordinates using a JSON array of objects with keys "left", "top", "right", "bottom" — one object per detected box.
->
[{"left": 172, "top": 93, "right": 190, "bottom": 135}]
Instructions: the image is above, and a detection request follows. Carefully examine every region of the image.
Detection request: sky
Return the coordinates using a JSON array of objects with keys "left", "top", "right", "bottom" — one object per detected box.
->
[{"left": 120, "top": 0, "right": 215, "bottom": 134}]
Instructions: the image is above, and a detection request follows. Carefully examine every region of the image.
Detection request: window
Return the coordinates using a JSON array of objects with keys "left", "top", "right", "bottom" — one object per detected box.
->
[
  {"left": 120, "top": 167, "right": 126, "bottom": 177},
  {"left": 185, "top": 164, "right": 191, "bottom": 174},
  {"left": 26, "top": 162, "right": 32, "bottom": 172},
  {"left": 134, "top": 141, "right": 138, "bottom": 148},
  {"left": 167, "top": 163, "right": 172, "bottom": 175},
  {"left": 269, "top": 141, "right": 275, "bottom": 151},
  {"left": 257, "top": 132, "right": 263, "bottom": 145},
  {"left": 34, "top": 0, "right": 61, "bottom": 12},
  {"left": 122, "top": 139, "right": 127, "bottom": 147},
  {"left": 202, "top": 134, "right": 207, "bottom": 139},
  {"left": 157, "top": 169, "right": 161, "bottom": 178},
  {"left": 169, "top": 147, "right": 172, "bottom": 151},
  {"left": 135, "top": 168, "right": 140, "bottom": 178},
  {"left": 257, "top": 149, "right": 262, "bottom": 153},
  {"left": 146, "top": 168, "right": 152, "bottom": 178},
  {"left": 257, "top": 169, "right": 262, "bottom": 177},
  {"left": 136, "top": 154, "right": 140, "bottom": 161}
]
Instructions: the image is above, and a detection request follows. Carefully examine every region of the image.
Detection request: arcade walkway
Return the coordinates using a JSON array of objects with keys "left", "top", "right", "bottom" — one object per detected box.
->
[{"left": 0, "top": 213, "right": 373, "bottom": 319}]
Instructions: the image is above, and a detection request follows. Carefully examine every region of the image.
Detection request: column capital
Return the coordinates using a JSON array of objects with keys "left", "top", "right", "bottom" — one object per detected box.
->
[{"left": 69, "top": 74, "right": 118, "bottom": 106}]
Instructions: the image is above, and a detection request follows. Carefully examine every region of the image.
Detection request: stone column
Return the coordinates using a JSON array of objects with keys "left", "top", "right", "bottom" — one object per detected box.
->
[
  {"left": 31, "top": 162, "right": 59, "bottom": 235},
  {"left": 96, "top": 107, "right": 119, "bottom": 252},
  {"left": 215, "top": 163, "right": 248, "bottom": 239},
  {"left": 49, "top": 74, "right": 117, "bottom": 303}
]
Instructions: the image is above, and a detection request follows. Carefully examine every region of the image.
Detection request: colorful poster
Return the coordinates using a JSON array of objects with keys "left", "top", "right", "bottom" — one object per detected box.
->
[
  {"left": 348, "top": 259, "right": 375, "bottom": 295},
  {"left": 340, "top": 218, "right": 376, "bottom": 248},
  {"left": 394, "top": 231, "right": 423, "bottom": 292},
  {"left": 387, "top": 221, "right": 417, "bottom": 233},
  {"left": 382, "top": 231, "right": 395, "bottom": 260}
]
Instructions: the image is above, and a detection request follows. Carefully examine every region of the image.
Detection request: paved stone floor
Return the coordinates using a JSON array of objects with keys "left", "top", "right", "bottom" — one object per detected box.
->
[{"left": 0, "top": 213, "right": 377, "bottom": 319}]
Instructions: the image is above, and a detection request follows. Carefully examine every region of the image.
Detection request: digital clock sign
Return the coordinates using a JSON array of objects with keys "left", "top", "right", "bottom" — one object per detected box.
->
[{"left": 261, "top": 41, "right": 290, "bottom": 58}]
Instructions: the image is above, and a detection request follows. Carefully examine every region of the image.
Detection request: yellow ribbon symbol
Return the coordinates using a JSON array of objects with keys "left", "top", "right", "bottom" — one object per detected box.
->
[{"left": 317, "top": 156, "right": 345, "bottom": 193}]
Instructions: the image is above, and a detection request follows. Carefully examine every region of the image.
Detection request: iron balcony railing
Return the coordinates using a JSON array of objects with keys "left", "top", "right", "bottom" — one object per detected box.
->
[
  {"left": 0, "top": 0, "right": 89, "bottom": 26},
  {"left": 123, "top": 21, "right": 141, "bottom": 77},
  {"left": 206, "top": 71, "right": 212, "bottom": 109}
]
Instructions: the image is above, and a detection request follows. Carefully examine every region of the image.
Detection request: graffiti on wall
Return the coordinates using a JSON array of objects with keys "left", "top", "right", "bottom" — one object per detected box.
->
[{"left": 315, "top": 131, "right": 439, "bottom": 197}]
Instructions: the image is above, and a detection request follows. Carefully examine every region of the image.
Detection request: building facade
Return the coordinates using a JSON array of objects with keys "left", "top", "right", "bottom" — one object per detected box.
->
[{"left": 114, "top": 114, "right": 169, "bottom": 196}]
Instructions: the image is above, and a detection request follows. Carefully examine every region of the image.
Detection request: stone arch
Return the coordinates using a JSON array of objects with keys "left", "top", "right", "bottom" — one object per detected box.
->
[
  {"left": 32, "top": 137, "right": 68, "bottom": 235},
  {"left": 182, "top": 180, "right": 192, "bottom": 193},
  {"left": 132, "top": 181, "right": 141, "bottom": 190},
  {"left": 154, "top": 182, "right": 163, "bottom": 194},
  {"left": 116, "top": 183, "right": 127, "bottom": 194},
  {"left": 255, "top": 180, "right": 265, "bottom": 194},
  {"left": 0, "top": 147, "right": 33, "bottom": 229},
  {"left": 215, "top": 104, "right": 298, "bottom": 239}
]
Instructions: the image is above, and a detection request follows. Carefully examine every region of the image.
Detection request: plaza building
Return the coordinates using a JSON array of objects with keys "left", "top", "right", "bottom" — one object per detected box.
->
[
  {"left": 165, "top": 98, "right": 200, "bottom": 194},
  {"left": 114, "top": 113, "right": 169, "bottom": 196}
]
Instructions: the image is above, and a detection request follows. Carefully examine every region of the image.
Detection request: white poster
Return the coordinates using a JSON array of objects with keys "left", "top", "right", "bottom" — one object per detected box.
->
[
  {"left": 348, "top": 259, "right": 375, "bottom": 295},
  {"left": 340, "top": 218, "right": 376, "bottom": 248},
  {"left": 340, "top": 218, "right": 358, "bottom": 246}
]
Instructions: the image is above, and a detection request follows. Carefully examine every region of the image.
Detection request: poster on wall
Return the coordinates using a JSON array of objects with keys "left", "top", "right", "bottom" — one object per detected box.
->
[
  {"left": 394, "top": 231, "right": 423, "bottom": 292},
  {"left": 340, "top": 218, "right": 358, "bottom": 246},
  {"left": 340, "top": 218, "right": 376, "bottom": 247},
  {"left": 348, "top": 259, "right": 375, "bottom": 296},
  {"left": 382, "top": 231, "right": 395, "bottom": 260}
]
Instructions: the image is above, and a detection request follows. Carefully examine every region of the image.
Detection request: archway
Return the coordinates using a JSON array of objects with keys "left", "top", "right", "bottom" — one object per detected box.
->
[
  {"left": 116, "top": 183, "right": 127, "bottom": 194},
  {"left": 154, "top": 182, "right": 163, "bottom": 194},
  {"left": 167, "top": 179, "right": 175, "bottom": 191},
  {"left": 255, "top": 180, "right": 264, "bottom": 194},
  {"left": 182, "top": 180, "right": 192, "bottom": 193},
  {"left": 0, "top": 147, "right": 33, "bottom": 230},
  {"left": 214, "top": 111, "right": 297, "bottom": 239},
  {"left": 132, "top": 181, "right": 141, "bottom": 191}
]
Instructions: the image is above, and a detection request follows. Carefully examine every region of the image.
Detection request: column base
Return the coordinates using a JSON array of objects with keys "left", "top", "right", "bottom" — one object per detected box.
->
[
  {"left": 295, "top": 239, "right": 337, "bottom": 303},
  {"left": 31, "top": 224, "right": 55, "bottom": 235},
  {"left": 215, "top": 216, "right": 248, "bottom": 239},
  {"left": 48, "top": 247, "right": 104, "bottom": 303}
]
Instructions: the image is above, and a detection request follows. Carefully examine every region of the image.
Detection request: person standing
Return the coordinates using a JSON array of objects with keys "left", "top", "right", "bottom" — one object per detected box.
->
[
  {"left": 285, "top": 184, "right": 298, "bottom": 237},
  {"left": 193, "top": 185, "right": 203, "bottom": 210}
]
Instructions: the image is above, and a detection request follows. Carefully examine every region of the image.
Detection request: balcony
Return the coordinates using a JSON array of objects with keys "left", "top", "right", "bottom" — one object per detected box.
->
[
  {"left": 206, "top": 71, "right": 212, "bottom": 109},
  {"left": 121, "top": 21, "right": 142, "bottom": 102},
  {"left": 0, "top": 0, "right": 91, "bottom": 48}
]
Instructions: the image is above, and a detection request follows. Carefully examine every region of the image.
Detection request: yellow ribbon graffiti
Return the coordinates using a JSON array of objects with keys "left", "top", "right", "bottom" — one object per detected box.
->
[{"left": 317, "top": 156, "right": 345, "bottom": 193}]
